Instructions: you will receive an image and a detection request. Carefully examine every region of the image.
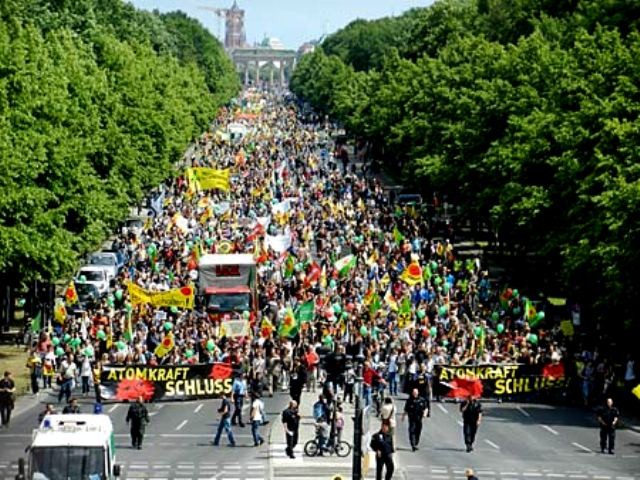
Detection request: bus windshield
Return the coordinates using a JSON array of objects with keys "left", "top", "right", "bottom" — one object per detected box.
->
[
  {"left": 207, "top": 293, "right": 251, "bottom": 312},
  {"left": 31, "top": 446, "right": 105, "bottom": 480}
]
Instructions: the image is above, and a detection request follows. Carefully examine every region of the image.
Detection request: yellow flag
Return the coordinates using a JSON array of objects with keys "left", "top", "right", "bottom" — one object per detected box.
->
[
  {"left": 632, "top": 383, "right": 640, "bottom": 400},
  {"left": 192, "top": 168, "right": 230, "bottom": 191}
]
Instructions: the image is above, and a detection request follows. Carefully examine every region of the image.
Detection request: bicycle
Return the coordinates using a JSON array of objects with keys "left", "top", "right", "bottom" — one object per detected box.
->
[{"left": 304, "top": 435, "right": 352, "bottom": 457}]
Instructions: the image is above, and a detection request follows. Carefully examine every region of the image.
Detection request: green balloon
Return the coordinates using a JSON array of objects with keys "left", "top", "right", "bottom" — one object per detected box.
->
[
  {"left": 206, "top": 339, "right": 215, "bottom": 352},
  {"left": 528, "top": 333, "right": 538, "bottom": 345},
  {"left": 323, "top": 335, "right": 333, "bottom": 345},
  {"left": 442, "top": 339, "right": 449, "bottom": 347},
  {"left": 329, "top": 279, "right": 337, "bottom": 289},
  {"left": 185, "top": 349, "right": 194, "bottom": 359},
  {"left": 438, "top": 306, "right": 448, "bottom": 316},
  {"left": 417, "top": 309, "right": 426, "bottom": 319},
  {"left": 52, "top": 337, "right": 60, "bottom": 346},
  {"left": 360, "top": 326, "right": 368, "bottom": 336},
  {"left": 474, "top": 326, "right": 482, "bottom": 337},
  {"left": 97, "top": 330, "right": 106, "bottom": 340},
  {"left": 242, "top": 311, "right": 250, "bottom": 319},
  {"left": 170, "top": 306, "right": 179, "bottom": 314},
  {"left": 513, "top": 306, "right": 521, "bottom": 315},
  {"left": 63, "top": 334, "right": 71, "bottom": 343},
  {"left": 341, "top": 311, "right": 348, "bottom": 319},
  {"left": 491, "top": 312, "right": 499, "bottom": 322},
  {"left": 79, "top": 275, "right": 87, "bottom": 283},
  {"left": 512, "top": 289, "right": 519, "bottom": 298},
  {"left": 434, "top": 276, "right": 442, "bottom": 285},
  {"left": 71, "top": 338, "right": 81, "bottom": 348},
  {"left": 497, "top": 323, "right": 505, "bottom": 334},
  {"left": 430, "top": 261, "right": 438, "bottom": 271},
  {"left": 442, "top": 283, "right": 450, "bottom": 293},
  {"left": 84, "top": 347, "right": 94, "bottom": 357},
  {"left": 114, "top": 289, "right": 123, "bottom": 301},
  {"left": 55, "top": 346, "right": 65, "bottom": 357},
  {"left": 164, "top": 321, "right": 173, "bottom": 331},
  {"left": 536, "top": 311, "right": 545, "bottom": 321},
  {"left": 429, "top": 326, "right": 437, "bottom": 337},
  {"left": 116, "top": 341, "right": 126, "bottom": 351},
  {"left": 333, "top": 303, "right": 342, "bottom": 314}
]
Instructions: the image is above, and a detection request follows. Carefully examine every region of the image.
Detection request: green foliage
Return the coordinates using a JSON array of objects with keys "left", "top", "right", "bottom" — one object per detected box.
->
[
  {"left": 0, "top": 0, "right": 237, "bottom": 283},
  {"left": 291, "top": 0, "right": 640, "bottom": 333}
]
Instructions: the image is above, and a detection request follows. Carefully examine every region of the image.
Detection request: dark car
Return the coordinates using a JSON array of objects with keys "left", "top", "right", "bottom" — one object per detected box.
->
[{"left": 71, "top": 283, "right": 101, "bottom": 313}]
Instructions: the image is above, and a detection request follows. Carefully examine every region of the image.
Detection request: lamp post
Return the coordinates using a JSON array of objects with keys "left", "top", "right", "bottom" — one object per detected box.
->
[{"left": 352, "top": 352, "right": 365, "bottom": 480}]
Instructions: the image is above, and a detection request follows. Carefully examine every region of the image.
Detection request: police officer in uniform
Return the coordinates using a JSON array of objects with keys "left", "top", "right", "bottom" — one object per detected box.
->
[
  {"left": 370, "top": 422, "right": 395, "bottom": 480},
  {"left": 597, "top": 398, "right": 619, "bottom": 454},
  {"left": 126, "top": 396, "right": 150, "bottom": 450},
  {"left": 402, "top": 388, "right": 428, "bottom": 451},
  {"left": 460, "top": 394, "right": 482, "bottom": 452}
]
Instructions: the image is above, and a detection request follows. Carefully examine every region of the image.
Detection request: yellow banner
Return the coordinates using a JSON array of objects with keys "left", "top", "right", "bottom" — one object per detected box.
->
[
  {"left": 192, "top": 168, "right": 230, "bottom": 191},
  {"left": 126, "top": 282, "right": 195, "bottom": 309}
]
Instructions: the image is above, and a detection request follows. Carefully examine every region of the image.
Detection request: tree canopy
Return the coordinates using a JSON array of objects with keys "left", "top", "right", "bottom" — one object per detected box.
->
[
  {"left": 0, "top": 0, "right": 239, "bottom": 284},
  {"left": 291, "top": 0, "right": 640, "bottom": 336}
]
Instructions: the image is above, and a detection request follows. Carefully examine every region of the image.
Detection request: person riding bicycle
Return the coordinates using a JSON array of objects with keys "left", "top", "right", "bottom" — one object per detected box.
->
[{"left": 314, "top": 414, "right": 330, "bottom": 455}]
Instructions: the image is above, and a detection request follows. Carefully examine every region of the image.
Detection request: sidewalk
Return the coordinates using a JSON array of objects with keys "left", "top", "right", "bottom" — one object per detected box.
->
[{"left": 267, "top": 388, "right": 398, "bottom": 480}]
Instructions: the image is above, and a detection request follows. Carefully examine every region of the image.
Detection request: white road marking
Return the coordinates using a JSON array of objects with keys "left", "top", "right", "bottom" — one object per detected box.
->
[
  {"left": 569, "top": 475, "right": 588, "bottom": 479},
  {"left": 246, "top": 464, "right": 264, "bottom": 469},
  {"left": 523, "top": 473, "right": 543, "bottom": 477},
  {"left": 437, "top": 404, "right": 448, "bottom": 414},
  {"left": 456, "top": 420, "right": 464, "bottom": 427},
  {"left": 194, "top": 403, "right": 204, "bottom": 413},
  {"left": 593, "top": 476, "right": 611, "bottom": 479},
  {"left": 478, "top": 471, "right": 496, "bottom": 475},
  {"left": 547, "top": 475, "right": 566, "bottom": 478},
  {"left": 517, "top": 406, "right": 531, "bottom": 417},
  {"left": 616, "top": 477, "right": 635, "bottom": 480},
  {"left": 176, "top": 420, "right": 188, "bottom": 431},
  {"left": 572, "top": 442, "right": 592, "bottom": 453},
  {"left": 484, "top": 439, "right": 500, "bottom": 449},
  {"left": 541, "top": 425, "right": 559, "bottom": 435},
  {"left": 108, "top": 404, "right": 119, "bottom": 413},
  {"left": 149, "top": 412, "right": 159, "bottom": 416}
]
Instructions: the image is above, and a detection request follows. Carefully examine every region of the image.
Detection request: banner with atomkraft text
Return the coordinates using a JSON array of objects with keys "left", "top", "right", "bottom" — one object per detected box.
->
[
  {"left": 433, "top": 363, "right": 568, "bottom": 398},
  {"left": 100, "top": 364, "right": 234, "bottom": 402}
]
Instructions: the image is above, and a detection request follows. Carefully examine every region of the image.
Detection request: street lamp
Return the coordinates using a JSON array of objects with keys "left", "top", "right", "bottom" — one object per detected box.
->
[{"left": 352, "top": 352, "right": 365, "bottom": 480}]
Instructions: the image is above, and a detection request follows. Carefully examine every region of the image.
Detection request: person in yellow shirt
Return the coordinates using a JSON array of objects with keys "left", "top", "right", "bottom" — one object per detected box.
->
[{"left": 26, "top": 348, "right": 42, "bottom": 395}]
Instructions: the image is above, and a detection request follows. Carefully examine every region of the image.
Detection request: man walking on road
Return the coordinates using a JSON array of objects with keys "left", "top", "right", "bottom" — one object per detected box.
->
[
  {"left": 126, "top": 396, "right": 150, "bottom": 450},
  {"left": 231, "top": 373, "right": 247, "bottom": 427},
  {"left": 282, "top": 400, "right": 300, "bottom": 459},
  {"left": 460, "top": 394, "right": 482, "bottom": 452},
  {"left": 213, "top": 391, "right": 236, "bottom": 447},
  {"left": 0, "top": 371, "right": 16, "bottom": 428},
  {"left": 597, "top": 397, "right": 619, "bottom": 454},
  {"left": 250, "top": 392, "right": 265, "bottom": 447},
  {"left": 402, "top": 388, "right": 428, "bottom": 451},
  {"left": 370, "top": 422, "right": 395, "bottom": 480}
]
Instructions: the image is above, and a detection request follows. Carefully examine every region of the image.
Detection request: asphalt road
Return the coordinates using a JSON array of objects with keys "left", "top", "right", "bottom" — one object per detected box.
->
[
  {"left": 1, "top": 390, "right": 638, "bottom": 480},
  {"left": 0, "top": 388, "right": 290, "bottom": 480}
]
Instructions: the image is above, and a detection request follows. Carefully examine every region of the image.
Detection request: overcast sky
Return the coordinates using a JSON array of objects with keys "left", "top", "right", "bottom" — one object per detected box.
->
[{"left": 129, "top": 0, "right": 435, "bottom": 49}]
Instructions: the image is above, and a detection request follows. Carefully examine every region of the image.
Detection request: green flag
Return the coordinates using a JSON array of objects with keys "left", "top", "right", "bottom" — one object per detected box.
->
[
  {"left": 284, "top": 254, "right": 295, "bottom": 279},
  {"left": 369, "top": 293, "right": 382, "bottom": 315},
  {"left": 334, "top": 254, "right": 356, "bottom": 277},
  {"left": 393, "top": 226, "right": 404, "bottom": 245},
  {"left": 278, "top": 307, "right": 299, "bottom": 338},
  {"left": 31, "top": 311, "right": 41, "bottom": 334},
  {"left": 296, "top": 301, "right": 315, "bottom": 323}
]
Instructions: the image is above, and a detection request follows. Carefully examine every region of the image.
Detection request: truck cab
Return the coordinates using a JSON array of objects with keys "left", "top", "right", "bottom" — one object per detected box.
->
[
  {"left": 17, "top": 414, "right": 121, "bottom": 480},
  {"left": 198, "top": 254, "right": 257, "bottom": 318}
]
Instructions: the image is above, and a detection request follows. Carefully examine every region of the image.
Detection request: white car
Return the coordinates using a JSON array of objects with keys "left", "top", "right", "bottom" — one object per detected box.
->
[
  {"left": 75, "top": 266, "right": 109, "bottom": 296},
  {"left": 87, "top": 252, "right": 119, "bottom": 280}
]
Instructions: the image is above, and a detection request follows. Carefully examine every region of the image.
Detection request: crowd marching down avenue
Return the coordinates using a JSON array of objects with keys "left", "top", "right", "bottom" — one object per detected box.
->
[{"left": 1, "top": 89, "right": 639, "bottom": 480}]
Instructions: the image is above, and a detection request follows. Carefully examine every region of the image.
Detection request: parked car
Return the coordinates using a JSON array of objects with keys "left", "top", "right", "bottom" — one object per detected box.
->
[
  {"left": 75, "top": 267, "right": 109, "bottom": 296},
  {"left": 87, "top": 252, "right": 118, "bottom": 280},
  {"left": 122, "top": 216, "right": 145, "bottom": 237}
]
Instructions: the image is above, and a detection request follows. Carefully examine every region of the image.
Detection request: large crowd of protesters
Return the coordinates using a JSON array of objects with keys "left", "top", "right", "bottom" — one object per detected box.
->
[{"left": 19, "top": 89, "right": 634, "bottom": 415}]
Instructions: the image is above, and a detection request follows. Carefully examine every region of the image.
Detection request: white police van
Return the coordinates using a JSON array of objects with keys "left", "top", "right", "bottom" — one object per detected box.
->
[{"left": 16, "top": 414, "right": 121, "bottom": 480}]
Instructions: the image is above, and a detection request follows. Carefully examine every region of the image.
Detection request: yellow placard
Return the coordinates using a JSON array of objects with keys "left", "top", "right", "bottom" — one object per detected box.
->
[
  {"left": 560, "top": 320, "right": 574, "bottom": 337},
  {"left": 192, "top": 168, "right": 230, "bottom": 191},
  {"left": 126, "top": 282, "right": 195, "bottom": 309}
]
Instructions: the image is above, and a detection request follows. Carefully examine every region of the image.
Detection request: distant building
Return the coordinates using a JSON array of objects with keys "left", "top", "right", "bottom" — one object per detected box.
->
[
  {"left": 260, "top": 37, "right": 286, "bottom": 50},
  {"left": 298, "top": 42, "right": 316, "bottom": 56},
  {"left": 225, "top": 1, "right": 247, "bottom": 49}
]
